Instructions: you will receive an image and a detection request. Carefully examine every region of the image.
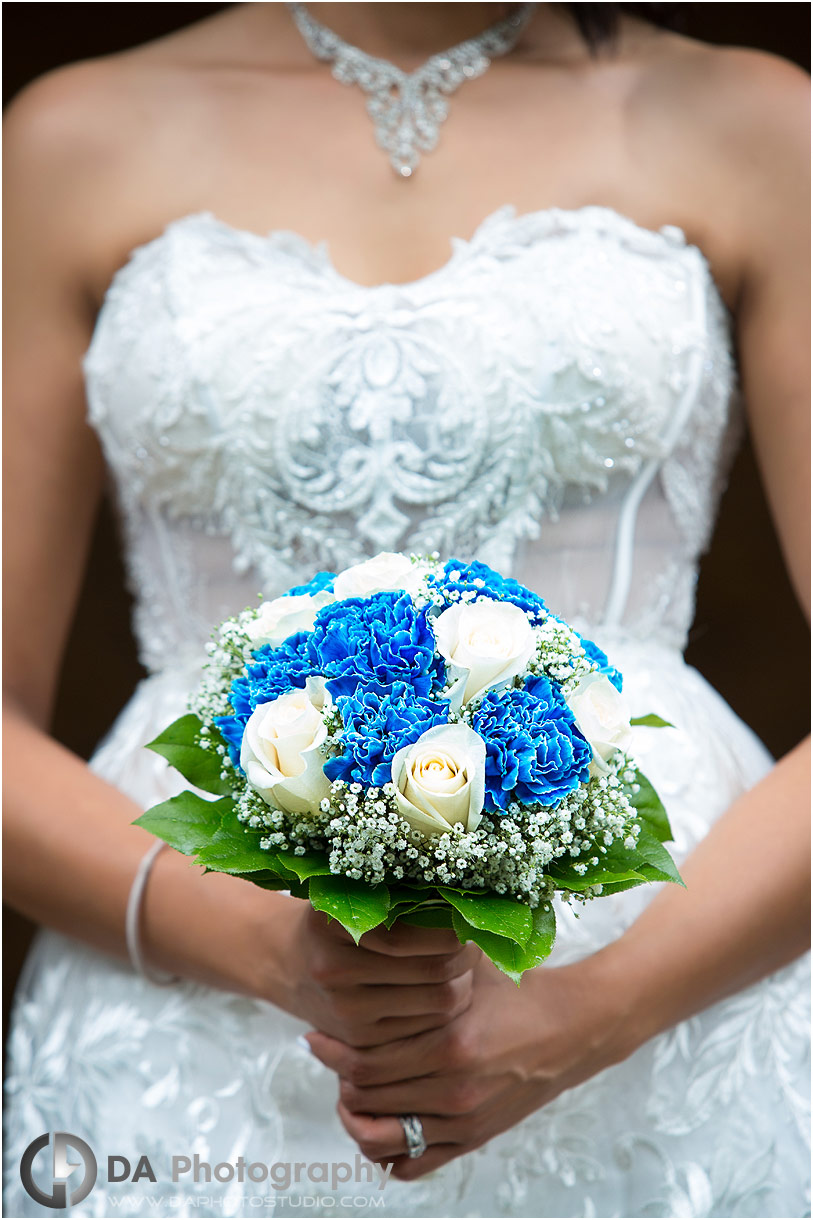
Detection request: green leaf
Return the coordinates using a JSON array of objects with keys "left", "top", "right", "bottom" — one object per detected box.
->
[
  {"left": 231, "top": 869, "right": 298, "bottom": 892},
  {"left": 279, "top": 878, "right": 312, "bottom": 901},
  {"left": 145, "top": 715, "right": 234, "bottom": 796},
  {"left": 384, "top": 900, "right": 435, "bottom": 929},
  {"left": 524, "top": 902, "right": 557, "bottom": 965},
  {"left": 308, "top": 875, "right": 391, "bottom": 944},
  {"left": 630, "top": 713, "right": 675, "bottom": 729},
  {"left": 626, "top": 770, "right": 674, "bottom": 843},
  {"left": 549, "top": 819, "right": 682, "bottom": 894},
  {"left": 439, "top": 888, "right": 534, "bottom": 947},
  {"left": 626, "top": 828, "right": 685, "bottom": 887},
  {"left": 449, "top": 915, "right": 521, "bottom": 980},
  {"left": 549, "top": 856, "right": 647, "bottom": 892},
  {"left": 134, "top": 792, "right": 234, "bottom": 856},
  {"left": 399, "top": 906, "right": 456, "bottom": 930},
  {"left": 273, "top": 852, "right": 334, "bottom": 882},
  {"left": 592, "top": 877, "right": 648, "bottom": 897},
  {"left": 380, "top": 884, "right": 441, "bottom": 928},
  {"left": 196, "top": 814, "right": 280, "bottom": 874},
  {"left": 386, "top": 882, "right": 438, "bottom": 905},
  {"left": 451, "top": 902, "right": 556, "bottom": 985},
  {"left": 548, "top": 832, "right": 660, "bottom": 889}
]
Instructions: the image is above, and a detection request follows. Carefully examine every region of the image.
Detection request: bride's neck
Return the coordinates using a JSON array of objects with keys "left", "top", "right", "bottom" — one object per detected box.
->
[{"left": 303, "top": 3, "right": 544, "bottom": 61}]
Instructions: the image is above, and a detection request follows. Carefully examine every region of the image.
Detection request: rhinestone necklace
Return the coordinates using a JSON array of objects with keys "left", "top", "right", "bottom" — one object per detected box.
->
[{"left": 287, "top": 3, "right": 538, "bottom": 177}]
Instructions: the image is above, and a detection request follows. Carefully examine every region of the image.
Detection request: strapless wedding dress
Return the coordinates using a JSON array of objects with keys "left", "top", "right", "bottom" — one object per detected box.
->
[{"left": 4, "top": 205, "right": 809, "bottom": 1218}]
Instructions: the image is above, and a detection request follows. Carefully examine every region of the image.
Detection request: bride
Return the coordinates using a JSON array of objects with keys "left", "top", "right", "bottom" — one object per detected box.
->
[{"left": 4, "top": 4, "right": 810, "bottom": 1216}]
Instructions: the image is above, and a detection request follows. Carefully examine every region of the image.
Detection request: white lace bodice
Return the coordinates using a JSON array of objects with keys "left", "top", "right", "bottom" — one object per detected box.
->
[{"left": 83, "top": 204, "right": 739, "bottom": 673}]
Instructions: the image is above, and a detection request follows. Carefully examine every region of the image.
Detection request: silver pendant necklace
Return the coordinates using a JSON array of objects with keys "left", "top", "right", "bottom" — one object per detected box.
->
[{"left": 287, "top": 3, "right": 538, "bottom": 178}]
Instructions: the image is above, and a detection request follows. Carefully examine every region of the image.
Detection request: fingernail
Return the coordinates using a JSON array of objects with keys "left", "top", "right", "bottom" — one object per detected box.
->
[{"left": 296, "top": 1033, "right": 313, "bottom": 1054}]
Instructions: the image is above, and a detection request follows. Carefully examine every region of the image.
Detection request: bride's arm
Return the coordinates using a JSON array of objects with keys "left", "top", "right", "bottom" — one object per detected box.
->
[
  {"left": 3, "top": 69, "right": 267, "bottom": 989},
  {"left": 3, "top": 70, "right": 477, "bottom": 1045},
  {"left": 607, "top": 41, "right": 811, "bottom": 1040},
  {"left": 311, "top": 49, "right": 811, "bottom": 1177},
  {"left": 612, "top": 41, "right": 812, "bottom": 1042}
]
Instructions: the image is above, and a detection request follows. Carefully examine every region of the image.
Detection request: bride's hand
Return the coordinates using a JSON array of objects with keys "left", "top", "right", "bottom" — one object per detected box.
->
[
  {"left": 306, "top": 950, "right": 633, "bottom": 1179},
  {"left": 137, "top": 854, "right": 476, "bottom": 1049},
  {"left": 275, "top": 905, "right": 481, "bottom": 1049}
]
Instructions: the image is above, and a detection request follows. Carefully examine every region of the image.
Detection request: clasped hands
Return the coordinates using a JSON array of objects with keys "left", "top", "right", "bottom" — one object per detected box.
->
[{"left": 291, "top": 907, "right": 630, "bottom": 1180}]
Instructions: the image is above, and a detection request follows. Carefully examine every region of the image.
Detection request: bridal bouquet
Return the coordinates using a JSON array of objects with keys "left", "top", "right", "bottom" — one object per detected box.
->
[{"left": 136, "top": 553, "right": 680, "bottom": 981}]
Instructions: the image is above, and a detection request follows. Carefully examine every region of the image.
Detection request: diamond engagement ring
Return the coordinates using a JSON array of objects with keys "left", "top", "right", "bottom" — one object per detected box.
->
[{"left": 398, "top": 1114, "right": 427, "bottom": 1159}]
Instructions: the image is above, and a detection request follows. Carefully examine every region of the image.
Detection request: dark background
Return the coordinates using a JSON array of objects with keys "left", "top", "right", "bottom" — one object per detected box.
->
[{"left": 3, "top": 3, "right": 810, "bottom": 1043}]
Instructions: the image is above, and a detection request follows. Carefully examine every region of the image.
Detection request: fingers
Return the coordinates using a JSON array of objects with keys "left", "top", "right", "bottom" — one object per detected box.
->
[
  {"left": 362, "top": 938, "right": 479, "bottom": 983},
  {"left": 310, "top": 939, "right": 479, "bottom": 988},
  {"left": 307, "top": 1019, "right": 474, "bottom": 1085},
  {"left": 338, "top": 1072, "right": 490, "bottom": 1119},
  {"left": 358, "top": 922, "right": 466, "bottom": 958},
  {"left": 301, "top": 909, "right": 481, "bottom": 1050},
  {"left": 337, "top": 1100, "right": 467, "bottom": 1162},
  {"left": 306, "top": 908, "right": 356, "bottom": 943},
  {"left": 315, "top": 976, "right": 473, "bottom": 1045},
  {"left": 336, "top": 1011, "right": 465, "bottom": 1049},
  {"left": 386, "top": 1145, "right": 463, "bottom": 1182},
  {"left": 358, "top": 975, "right": 473, "bottom": 1020},
  {"left": 307, "top": 907, "right": 465, "bottom": 958}
]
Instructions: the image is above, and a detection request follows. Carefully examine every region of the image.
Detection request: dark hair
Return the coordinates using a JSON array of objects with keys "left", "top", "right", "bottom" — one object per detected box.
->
[{"left": 564, "top": 4, "right": 686, "bottom": 53}]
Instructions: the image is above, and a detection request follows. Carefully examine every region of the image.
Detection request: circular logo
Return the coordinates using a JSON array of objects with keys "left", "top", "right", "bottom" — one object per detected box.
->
[{"left": 20, "top": 1132, "right": 97, "bottom": 1209}]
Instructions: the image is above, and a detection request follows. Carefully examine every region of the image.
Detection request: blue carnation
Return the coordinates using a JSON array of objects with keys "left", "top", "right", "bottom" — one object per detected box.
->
[
  {"left": 472, "top": 675, "right": 592, "bottom": 812},
  {"left": 284, "top": 571, "right": 336, "bottom": 597},
  {"left": 432, "top": 559, "right": 548, "bottom": 623},
  {"left": 308, "top": 591, "right": 444, "bottom": 699},
  {"left": 325, "top": 683, "right": 449, "bottom": 787},
  {"left": 214, "top": 631, "right": 322, "bottom": 767},
  {"left": 576, "top": 632, "right": 623, "bottom": 692},
  {"left": 213, "top": 713, "right": 246, "bottom": 768}
]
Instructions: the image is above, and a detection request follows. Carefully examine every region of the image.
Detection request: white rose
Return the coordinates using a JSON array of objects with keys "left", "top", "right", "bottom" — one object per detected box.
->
[
  {"left": 434, "top": 599, "right": 535, "bottom": 706},
  {"left": 245, "top": 591, "right": 334, "bottom": 648},
  {"left": 333, "top": 552, "right": 425, "bottom": 600},
  {"left": 566, "top": 673, "right": 632, "bottom": 775},
  {"left": 391, "top": 723, "right": 486, "bottom": 837},
  {"left": 240, "top": 677, "right": 332, "bottom": 814}
]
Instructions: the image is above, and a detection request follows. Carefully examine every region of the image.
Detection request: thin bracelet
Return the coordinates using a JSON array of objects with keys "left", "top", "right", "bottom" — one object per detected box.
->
[{"left": 125, "top": 840, "right": 179, "bottom": 985}]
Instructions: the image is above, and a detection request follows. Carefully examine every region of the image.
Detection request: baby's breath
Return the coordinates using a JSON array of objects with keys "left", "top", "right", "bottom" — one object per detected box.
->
[
  {"left": 238, "top": 754, "right": 638, "bottom": 909},
  {"left": 187, "top": 586, "right": 641, "bottom": 912}
]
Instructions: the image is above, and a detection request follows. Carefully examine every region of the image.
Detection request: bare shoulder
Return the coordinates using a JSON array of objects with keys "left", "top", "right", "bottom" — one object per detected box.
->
[
  {"left": 618, "top": 28, "right": 808, "bottom": 296},
  {"left": 683, "top": 41, "right": 807, "bottom": 156},
  {"left": 638, "top": 34, "right": 808, "bottom": 186},
  {"left": 697, "top": 40, "right": 809, "bottom": 108},
  {"left": 4, "top": 7, "right": 302, "bottom": 292},
  {"left": 4, "top": 53, "right": 181, "bottom": 277},
  {"left": 3, "top": 22, "right": 222, "bottom": 188},
  {"left": 4, "top": 57, "right": 134, "bottom": 185},
  {"left": 4, "top": 3, "right": 302, "bottom": 159},
  {"left": 4, "top": 11, "right": 247, "bottom": 257},
  {"left": 3, "top": 58, "right": 135, "bottom": 307},
  {"left": 678, "top": 42, "right": 809, "bottom": 270}
]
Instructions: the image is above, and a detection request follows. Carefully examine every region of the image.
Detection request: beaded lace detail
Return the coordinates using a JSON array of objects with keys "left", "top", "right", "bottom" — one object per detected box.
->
[{"left": 83, "top": 204, "right": 739, "bottom": 673}]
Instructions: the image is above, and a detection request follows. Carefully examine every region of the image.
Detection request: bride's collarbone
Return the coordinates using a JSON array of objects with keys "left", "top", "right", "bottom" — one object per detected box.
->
[{"left": 76, "top": 27, "right": 752, "bottom": 312}]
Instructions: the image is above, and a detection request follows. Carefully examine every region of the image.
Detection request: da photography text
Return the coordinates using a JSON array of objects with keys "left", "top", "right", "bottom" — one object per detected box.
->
[
  {"left": 169, "top": 1155, "right": 392, "bottom": 1190},
  {"left": 20, "top": 1134, "right": 393, "bottom": 1210}
]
